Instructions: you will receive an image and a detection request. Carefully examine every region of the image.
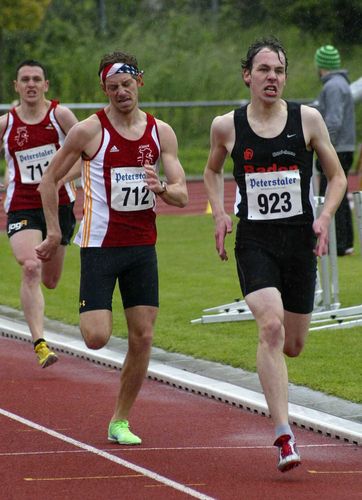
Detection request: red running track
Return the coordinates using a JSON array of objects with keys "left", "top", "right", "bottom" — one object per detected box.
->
[{"left": 0, "top": 336, "right": 361, "bottom": 500}]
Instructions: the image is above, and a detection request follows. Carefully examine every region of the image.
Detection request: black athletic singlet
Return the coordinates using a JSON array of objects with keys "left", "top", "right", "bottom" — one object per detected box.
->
[{"left": 231, "top": 101, "right": 315, "bottom": 225}]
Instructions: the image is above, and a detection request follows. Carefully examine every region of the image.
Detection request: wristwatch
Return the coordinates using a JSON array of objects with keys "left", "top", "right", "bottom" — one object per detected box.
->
[{"left": 159, "top": 180, "right": 167, "bottom": 194}]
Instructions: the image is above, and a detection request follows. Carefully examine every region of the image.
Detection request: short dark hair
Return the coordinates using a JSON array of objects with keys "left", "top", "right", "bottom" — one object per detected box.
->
[
  {"left": 15, "top": 60, "right": 48, "bottom": 80},
  {"left": 241, "top": 37, "right": 288, "bottom": 74},
  {"left": 98, "top": 51, "right": 139, "bottom": 76}
]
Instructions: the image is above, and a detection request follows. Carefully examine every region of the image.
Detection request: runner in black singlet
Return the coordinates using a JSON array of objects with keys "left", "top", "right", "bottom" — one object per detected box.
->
[{"left": 204, "top": 37, "right": 347, "bottom": 473}]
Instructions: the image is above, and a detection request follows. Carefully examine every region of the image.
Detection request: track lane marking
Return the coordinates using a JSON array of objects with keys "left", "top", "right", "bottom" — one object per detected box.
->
[
  {"left": 24, "top": 474, "right": 143, "bottom": 481},
  {"left": 0, "top": 442, "right": 355, "bottom": 457},
  {"left": 0, "top": 408, "right": 215, "bottom": 500},
  {"left": 308, "top": 470, "right": 362, "bottom": 474}
]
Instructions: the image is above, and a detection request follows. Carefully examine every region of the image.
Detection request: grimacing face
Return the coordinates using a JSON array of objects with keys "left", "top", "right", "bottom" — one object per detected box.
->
[
  {"left": 103, "top": 72, "right": 140, "bottom": 113},
  {"left": 244, "top": 48, "right": 286, "bottom": 100},
  {"left": 15, "top": 65, "right": 49, "bottom": 102}
]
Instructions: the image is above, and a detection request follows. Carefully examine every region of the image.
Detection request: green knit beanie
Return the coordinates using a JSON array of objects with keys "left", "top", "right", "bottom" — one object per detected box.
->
[{"left": 315, "top": 45, "right": 341, "bottom": 70}]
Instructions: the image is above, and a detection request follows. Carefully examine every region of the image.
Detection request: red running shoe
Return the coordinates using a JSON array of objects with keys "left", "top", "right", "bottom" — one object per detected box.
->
[{"left": 274, "top": 434, "right": 301, "bottom": 472}]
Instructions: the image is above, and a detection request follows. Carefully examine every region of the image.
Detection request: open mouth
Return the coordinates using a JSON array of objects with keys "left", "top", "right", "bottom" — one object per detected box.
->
[
  {"left": 118, "top": 97, "right": 132, "bottom": 104},
  {"left": 264, "top": 85, "right": 277, "bottom": 96}
]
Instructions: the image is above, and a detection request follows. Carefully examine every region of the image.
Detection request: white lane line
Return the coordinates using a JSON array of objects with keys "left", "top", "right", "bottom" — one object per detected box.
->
[
  {"left": 0, "top": 442, "right": 354, "bottom": 457},
  {"left": 0, "top": 408, "right": 215, "bottom": 500}
]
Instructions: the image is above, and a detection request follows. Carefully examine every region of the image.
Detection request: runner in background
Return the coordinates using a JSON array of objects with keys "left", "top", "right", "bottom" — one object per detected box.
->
[
  {"left": 0, "top": 60, "right": 80, "bottom": 368},
  {"left": 204, "top": 37, "right": 346, "bottom": 472},
  {"left": 36, "top": 50, "right": 188, "bottom": 445}
]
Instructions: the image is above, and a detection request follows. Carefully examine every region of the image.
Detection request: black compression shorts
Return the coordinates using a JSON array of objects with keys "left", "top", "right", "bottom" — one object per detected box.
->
[
  {"left": 79, "top": 245, "right": 159, "bottom": 313},
  {"left": 234, "top": 221, "right": 317, "bottom": 314},
  {"left": 7, "top": 203, "right": 76, "bottom": 245}
]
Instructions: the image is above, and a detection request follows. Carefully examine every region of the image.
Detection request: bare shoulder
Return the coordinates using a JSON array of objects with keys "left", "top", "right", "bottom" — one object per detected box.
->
[
  {"left": 212, "top": 110, "right": 234, "bottom": 128},
  {"left": 155, "top": 117, "right": 175, "bottom": 135},
  {"left": 64, "top": 114, "right": 102, "bottom": 149},
  {"left": 301, "top": 104, "right": 327, "bottom": 142},
  {"left": 154, "top": 118, "right": 178, "bottom": 145},
  {"left": 210, "top": 111, "right": 234, "bottom": 144},
  {"left": 301, "top": 104, "right": 324, "bottom": 128},
  {"left": 54, "top": 104, "right": 79, "bottom": 133},
  {"left": 0, "top": 112, "right": 8, "bottom": 136},
  {"left": 211, "top": 111, "right": 234, "bottom": 134}
]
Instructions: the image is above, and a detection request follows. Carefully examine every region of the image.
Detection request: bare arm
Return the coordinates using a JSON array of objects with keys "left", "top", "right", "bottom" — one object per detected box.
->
[
  {"left": 303, "top": 105, "right": 347, "bottom": 256},
  {"left": 0, "top": 114, "right": 8, "bottom": 197},
  {"left": 36, "top": 116, "right": 99, "bottom": 260},
  {"left": 145, "top": 119, "right": 188, "bottom": 207},
  {"left": 54, "top": 105, "right": 82, "bottom": 186},
  {"left": 55, "top": 104, "right": 79, "bottom": 134},
  {"left": 57, "top": 158, "right": 82, "bottom": 187},
  {"left": 203, "top": 113, "right": 234, "bottom": 261}
]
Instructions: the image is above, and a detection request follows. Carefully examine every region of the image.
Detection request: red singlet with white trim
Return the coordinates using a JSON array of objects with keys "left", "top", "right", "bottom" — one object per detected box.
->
[
  {"left": 74, "top": 110, "right": 161, "bottom": 248},
  {"left": 2, "top": 100, "right": 75, "bottom": 212}
]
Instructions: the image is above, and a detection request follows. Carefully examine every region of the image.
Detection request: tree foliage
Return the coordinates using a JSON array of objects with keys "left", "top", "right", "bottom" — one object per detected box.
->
[
  {"left": 262, "top": 0, "right": 362, "bottom": 44},
  {"left": 0, "top": 0, "right": 51, "bottom": 31},
  {"left": 0, "top": 0, "right": 361, "bottom": 147}
]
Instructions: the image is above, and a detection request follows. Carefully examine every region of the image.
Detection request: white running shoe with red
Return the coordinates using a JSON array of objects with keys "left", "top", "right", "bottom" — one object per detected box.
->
[{"left": 274, "top": 434, "right": 301, "bottom": 472}]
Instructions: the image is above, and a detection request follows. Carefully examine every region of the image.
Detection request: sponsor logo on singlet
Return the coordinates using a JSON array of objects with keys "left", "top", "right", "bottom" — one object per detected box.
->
[
  {"left": 244, "top": 164, "right": 298, "bottom": 173},
  {"left": 15, "top": 126, "right": 29, "bottom": 147},
  {"left": 137, "top": 144, "right": 154, "bottom": 164}
]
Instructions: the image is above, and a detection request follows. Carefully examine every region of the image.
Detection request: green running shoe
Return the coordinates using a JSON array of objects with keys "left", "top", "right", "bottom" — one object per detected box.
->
[{"left": 108, "top": 420, "right": 142, "bottom": 445}]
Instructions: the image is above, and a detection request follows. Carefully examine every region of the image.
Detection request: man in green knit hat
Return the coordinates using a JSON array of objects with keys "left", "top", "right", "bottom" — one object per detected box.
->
[{"left": 314, "top": 44, "right": 356, "bottom": 256}]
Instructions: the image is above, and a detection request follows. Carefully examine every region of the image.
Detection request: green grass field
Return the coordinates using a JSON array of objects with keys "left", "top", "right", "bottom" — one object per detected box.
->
[{"left": 0, "top": 214, "right": 361, "bottom": 403}]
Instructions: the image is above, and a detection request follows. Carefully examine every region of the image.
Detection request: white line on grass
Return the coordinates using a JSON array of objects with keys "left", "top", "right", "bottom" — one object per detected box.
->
[{"left": 0, "top": 407, "right": 215, "bottom": 500}]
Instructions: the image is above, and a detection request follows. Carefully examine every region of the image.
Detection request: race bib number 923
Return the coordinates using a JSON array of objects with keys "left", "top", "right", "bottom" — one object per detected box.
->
[{"left": 246, "top": 170, "right": 303, "bottom": 220}]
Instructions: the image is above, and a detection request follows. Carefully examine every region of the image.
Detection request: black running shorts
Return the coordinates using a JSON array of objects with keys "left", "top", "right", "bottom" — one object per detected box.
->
[
  {"left": 79, "top": 245, "right": 159, "bottom": 313},
  {"left": 7, "top": 203, "right": 76, "bottom": 245},
  {"left": 234, "top": 221, "right": 317, "bottom": 314}
]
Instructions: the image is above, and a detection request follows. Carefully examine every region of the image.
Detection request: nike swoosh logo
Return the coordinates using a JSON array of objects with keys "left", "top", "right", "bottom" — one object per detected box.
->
[{"left": 287, "top": 134, "right": 296, "bottom": 138}]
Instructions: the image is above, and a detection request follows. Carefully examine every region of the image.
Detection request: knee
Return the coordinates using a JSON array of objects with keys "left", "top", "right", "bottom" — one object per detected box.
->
[
  {"left": 22, "top": 259, "right": 41, "bottom": 283},
  {"left": 81, "top": 328, "right": 107, "bottom": 350},
  {"left": 42, "top": 276, "right": 59, "bottom": 289},
  {"left": 284, "top": 339, "right": 304, "bottom": 358},
  {"left": 129, "top": 329, "right": 154, "bottom": 354},
  {"left": 259, "top": 317, "right": 284, "bottom": 350}
]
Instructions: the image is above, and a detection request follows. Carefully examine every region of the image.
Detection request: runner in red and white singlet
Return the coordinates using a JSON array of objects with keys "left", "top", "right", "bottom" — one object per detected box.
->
[
  {"left": 37, "top": 51, "right": 188, "bottom": 444},
  {"left": 3, "top": 99, "right": 75, "bottom": 212},
  {"left": 75, "top": 109, "right": 160, "bottom": 247},
  {"left": 0, "top": 60, "right": 81, "bottom": 369}
]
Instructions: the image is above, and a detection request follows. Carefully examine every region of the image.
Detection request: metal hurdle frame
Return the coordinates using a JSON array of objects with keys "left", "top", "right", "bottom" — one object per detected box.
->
[{"left": 192, "top": 194, "right": 362, "bottom": 331}]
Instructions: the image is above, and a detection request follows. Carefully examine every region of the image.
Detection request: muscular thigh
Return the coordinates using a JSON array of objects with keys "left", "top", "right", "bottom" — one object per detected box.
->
[
  {"left": 79, "top": 245, "right": 158, "bottom": 314},
  {"left": 280, "top": 227, "right": 317, "bottom": 314},
  {"left": 235, "top": 222, "right": 317, "bottom": 314},
  {"left": 9, "top": 228, "right": 42, "bottom": 264},
  {"left": 118, "top": 245, "right": 159, "bottom": 310},
  {"left": 234, "top": 222, "right": 282, "bottom": 297}
]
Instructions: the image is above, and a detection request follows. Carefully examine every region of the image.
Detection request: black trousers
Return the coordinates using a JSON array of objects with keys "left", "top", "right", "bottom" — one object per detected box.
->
[{"left": 316, "top": 152, "right": 354, "bottom": 255}]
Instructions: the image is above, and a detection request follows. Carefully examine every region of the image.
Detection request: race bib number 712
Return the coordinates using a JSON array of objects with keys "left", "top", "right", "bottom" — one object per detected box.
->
[{"left": 110, "top": 166, "right": 154, "bottom": 212}]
